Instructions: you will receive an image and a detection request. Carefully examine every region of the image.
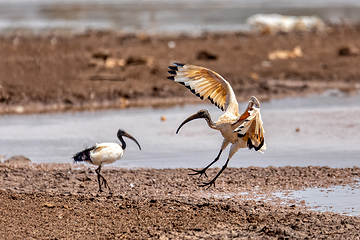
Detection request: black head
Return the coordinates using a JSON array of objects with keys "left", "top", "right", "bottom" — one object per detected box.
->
[
  {"left": 117, "top": 129, "right": 141, "bottom": 150},
  {"left": 196, "top": 109, "right": 211, "bottom": 119},
  {"left": 176, "top": 109, "right": 211, "bottom": 134}
]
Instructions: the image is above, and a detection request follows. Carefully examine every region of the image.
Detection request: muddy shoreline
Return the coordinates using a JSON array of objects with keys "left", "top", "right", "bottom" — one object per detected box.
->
[
  {"left": 1, "top": 163, "right": 359, "bottom": 239},
  {"left": 1, "top": 24, "right": 360, "bottom": 114}
]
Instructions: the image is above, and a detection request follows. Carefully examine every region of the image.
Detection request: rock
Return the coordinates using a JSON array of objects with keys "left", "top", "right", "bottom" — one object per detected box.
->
[
  {"left": 126, "top": 56, "right": 147, "bottom": 65},
  {"left": 268, "top": 46, "right": 303, "bottom": 60},
  {"left": 43, "top": 203, "right": 55, "bottom": 208},
  {"left": 92, "top": 50, "right": 110, "bottom": 61},
  {"left": 14, "top": 106, "right": 25, "bottom": 114},
  {"left": 3, "top": 155, "right": 31, "bottom": 165},
  {"left": 167, "top": 41, "right": 176, "bottom": 49},
  {"left": 105, "top": 58, "right": 126, "bottom": 68},
  {"left": 196, "top": 50, "right": 217, "bottom": 60},
  {"left": 338, "top": 44, "right": 359, "bottom": 56}
]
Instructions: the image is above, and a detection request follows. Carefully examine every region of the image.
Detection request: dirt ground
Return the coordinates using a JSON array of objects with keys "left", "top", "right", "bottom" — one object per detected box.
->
[
  {"left": 0, "top": 24, "right": 360, "bottom": 114},
  {"left": 1, "top": 163, "right": 359, "bottom": 239},
  {"left": 1, "top": 24, "right": 360, "bottom": 239}
]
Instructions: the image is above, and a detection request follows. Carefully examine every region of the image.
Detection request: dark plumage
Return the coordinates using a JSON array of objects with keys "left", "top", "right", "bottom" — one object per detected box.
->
[{"left": 73, "top": 146, "right": 95, "bottom": 164}]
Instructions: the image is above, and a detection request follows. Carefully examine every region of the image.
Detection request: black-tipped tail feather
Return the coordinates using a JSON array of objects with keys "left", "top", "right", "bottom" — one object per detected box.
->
[
  {"left": 247, "top": 137, "right": 265, "bottom": 151},
  {"left": 73, "top": 146, "right": 95, "bottom": 163}
]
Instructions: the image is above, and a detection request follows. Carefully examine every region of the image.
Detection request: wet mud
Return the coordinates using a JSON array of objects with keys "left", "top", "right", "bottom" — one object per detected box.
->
[
  {"left": 1, "top": 25, "right": 360, "bottom": 114},
  {"left": 1, "top": 163, "right": 359, "bottom": 239}
]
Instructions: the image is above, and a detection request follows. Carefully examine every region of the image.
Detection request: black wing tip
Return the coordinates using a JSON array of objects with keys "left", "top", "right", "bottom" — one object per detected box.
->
[
  {"left": 174, "top": 62, "right": 185, "bottom": 67},
  {"left": 238, "top": 133, "right": 246, "bottom": 138},
  {"left": 206, "top": 96, "right": 224, "bottom": 111},
  {"left": 208, "top": 96, "right": 214, "bottom": 104},
  {"left": 167, "top": 76, "right": 175, "bottom": 81},
  {"left": 168, "top": 65, "right": 178, "bottom": 71},
  {"left": 168, "top": 70, "right": 177, "bottom": 75}
]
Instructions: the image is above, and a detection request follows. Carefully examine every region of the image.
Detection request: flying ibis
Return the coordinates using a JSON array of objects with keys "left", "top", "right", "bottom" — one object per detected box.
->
[
  {"left": 168, "top": 63, "right": 266, "bottom": 188},
  {"left": 73, "top": 129, "right": 141, "bottom": 192}
]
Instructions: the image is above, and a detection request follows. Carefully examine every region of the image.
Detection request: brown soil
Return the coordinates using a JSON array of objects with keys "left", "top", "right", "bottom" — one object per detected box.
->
[
  {"left": 1, "top": 163, "right": 359, "bottom": 239},
  {"left": 1, "top": 24, "right": 360, "bottom": 114}
]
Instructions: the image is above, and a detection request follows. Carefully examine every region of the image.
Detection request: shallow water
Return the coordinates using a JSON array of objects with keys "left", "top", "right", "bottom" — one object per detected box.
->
[
  {"left": 275, "top": 183, "right": 360, "bottom": 217},
  {"left": 201, "top": 183, "right": 360, "bottom": 217},
  {"left": 0, "top": 0, "right": 360, "bottom": 34},
  {"left": 0, "top": 90, "right": 359, "bottom": 169}
]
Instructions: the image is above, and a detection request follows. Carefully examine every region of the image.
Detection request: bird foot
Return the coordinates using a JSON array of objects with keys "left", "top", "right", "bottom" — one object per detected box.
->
[
  {"left": 188, "top": 168, "right": 208, "bottom": 180},
  {"left": 101, "top": 179, "right": 111, "bottom": 192},
  {"left": 98, "top": 188, "right": 113, "bottom": 195},
  {"left": 98, "top": 175, "right": 111, "bottom": 193},
  {"left": 198, "top": 180, "right": 216, "bottom": 189}
]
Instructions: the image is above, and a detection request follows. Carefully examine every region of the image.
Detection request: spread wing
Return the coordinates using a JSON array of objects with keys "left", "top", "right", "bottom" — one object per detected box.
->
[
  {"left": 233, "top": 96, "right": 266, "bottom": 153},
  {"left": 167, "top": 63, "right": 238, "bottom": 112}
]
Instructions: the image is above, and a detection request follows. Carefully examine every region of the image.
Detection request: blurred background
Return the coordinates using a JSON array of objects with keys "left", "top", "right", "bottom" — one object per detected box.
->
[{"left": 0, "top": 0, "right": 360, "bottom": 34}]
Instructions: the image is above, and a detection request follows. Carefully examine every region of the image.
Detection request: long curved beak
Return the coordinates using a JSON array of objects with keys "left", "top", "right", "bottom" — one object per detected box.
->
[
  {"left": 176, "top": 113, "right": 201, "bottom": 134},
  {"left": 124, "top": 133, "right": 142, "bottom": 150}
]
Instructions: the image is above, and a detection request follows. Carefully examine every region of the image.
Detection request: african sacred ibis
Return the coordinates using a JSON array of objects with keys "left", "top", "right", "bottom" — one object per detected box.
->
[
  {"left": 168, "top": 63, "right": 266, "bottom": 188},
  {"left": 73, "top": 129, "right": 141, "bottom": 192}
]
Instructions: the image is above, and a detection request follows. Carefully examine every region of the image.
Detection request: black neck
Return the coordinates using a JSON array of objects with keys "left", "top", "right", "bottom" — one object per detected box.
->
[
  {"left": 204, "top": 115, "right": 215, "bottom": 129},
  {"left": 118, "top": 136, "right": 126, "bottom": 150}
]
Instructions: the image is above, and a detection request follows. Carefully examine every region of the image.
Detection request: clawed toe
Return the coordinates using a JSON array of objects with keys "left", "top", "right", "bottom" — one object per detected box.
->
[
  {"left": 188, "top": 168, "right": 208, "bottom": 179},
  {"left": 97, "top": 173, "right": 111, "bottom": 193},
  {"left": 198, "top": 180, "right": 216, "bottom": 189}
]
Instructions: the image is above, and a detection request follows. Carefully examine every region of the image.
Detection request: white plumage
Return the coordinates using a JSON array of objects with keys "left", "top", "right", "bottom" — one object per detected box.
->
[
  {"left": 89, "top": 142, "right": 124, "bottom": 166},
  {"left": 73, "top": 129, "right": 141, "bottom": 192},
  {"left": 168, "top": 63, "right": 266, "bottom": 188}
]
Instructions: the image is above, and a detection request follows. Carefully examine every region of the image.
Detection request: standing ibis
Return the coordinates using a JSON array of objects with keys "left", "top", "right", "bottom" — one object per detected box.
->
[
  {"left": 73, "top": 129, "right": 141, "bottom": 192},
  {"left": 168, "top": 63, "right": 266, "bottom": 188}
]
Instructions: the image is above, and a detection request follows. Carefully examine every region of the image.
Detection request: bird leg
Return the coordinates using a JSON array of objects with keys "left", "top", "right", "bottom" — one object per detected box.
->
[
  {"left": 199, "top": 143, "right": 238, "bottom": 189},
  {"left": 95, "top": 166, "right": 111, "bottom": 192},
  {"left": 189, "top": 139, "right": 229, "bottom": 180},
  {"left": 189, "top": 149, "right": 223, "bottom": 180},
  {"left": 95, "top": 166, "right": 104, "bottom": 192},
  {"left": 199, "top": 157, "right": 230, "bottom": 189}
]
